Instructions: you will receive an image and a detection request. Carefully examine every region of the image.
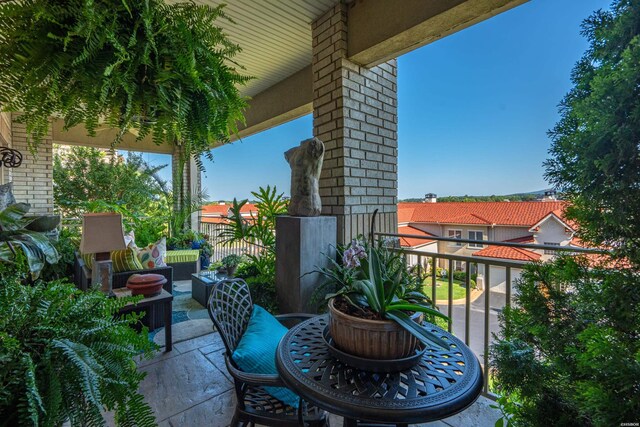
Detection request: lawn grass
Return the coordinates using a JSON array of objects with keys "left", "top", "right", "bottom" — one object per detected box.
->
[{"left": 423, "top": 279, "right": 468, "bottom": 300}]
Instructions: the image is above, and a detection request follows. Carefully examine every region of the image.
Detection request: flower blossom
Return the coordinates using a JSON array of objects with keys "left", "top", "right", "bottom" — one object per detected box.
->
[{"left": 343, "top": 239, "right": 366, "bottom": 268}]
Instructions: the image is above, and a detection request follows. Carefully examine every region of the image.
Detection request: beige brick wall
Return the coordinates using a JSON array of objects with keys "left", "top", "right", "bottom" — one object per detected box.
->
[
  {"left": 312, "top": 3, "right": 398, "bottom": 244},
  {"left": 9, "top": 119, "right": 54, "bottom": 214},
  {"left": 172, "top": 147, "right": 202, "bottom": 230}
]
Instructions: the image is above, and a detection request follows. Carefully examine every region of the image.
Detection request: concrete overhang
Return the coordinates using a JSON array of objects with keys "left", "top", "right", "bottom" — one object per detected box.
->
[
  {"left": 51, "top": 120, "right": 174, "bottom": 154},
  {"left": 236, "top": 0, "right": 527, "bottom": 139}
]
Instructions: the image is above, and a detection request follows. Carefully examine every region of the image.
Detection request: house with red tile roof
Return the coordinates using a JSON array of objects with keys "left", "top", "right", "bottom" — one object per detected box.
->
[
  {"left": 397, "top": 198, "right": 579, "bottom": 292},
  {"left": 201, "top": 202, "right": 258, "bottom": 224}
]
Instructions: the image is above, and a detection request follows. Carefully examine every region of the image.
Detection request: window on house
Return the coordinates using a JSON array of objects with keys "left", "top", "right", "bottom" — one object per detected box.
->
[
  {"left": 544, "top": 242, "right": 560, "bottom": 255},
  {"left": 448, "top": 229, "right": 462, "bottom": 246},
  {"left": 454, "top": 260, "right": 464, "bottom": 271},
  {"left": 468, "top": 231, "right": 484, "bottom": 248}
]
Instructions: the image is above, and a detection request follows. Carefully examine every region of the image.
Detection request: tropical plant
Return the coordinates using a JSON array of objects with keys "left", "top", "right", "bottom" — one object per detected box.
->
[
  {"left": 318, "top": 238, "right": 450, "bottom": 349},
  {"left": 219, "top": 185, "right": 288, "bottom": 281},
  {"left": 168, "top": 193, "right": 207, "bottom": 239},
  {"left": 0, "top": 0, "right": 249, "bottom": 161},
  {"left": 0, "top": 274, "right": 156, "bottom": 426},
  {"left": 220, "top": 186, "right": 288, "bottom": 255},
  {"left": 39, "top": 227, "right": 81, "bottom": 283},
  {"left": 0, "top": 203, "right": 59, "bottom": 277}
]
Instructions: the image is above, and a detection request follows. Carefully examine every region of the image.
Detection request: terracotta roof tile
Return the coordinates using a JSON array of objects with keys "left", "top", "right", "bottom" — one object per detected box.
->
[
  {"left": 473, "top": 245, "right": 541, "bottom": 262},
  {"left": 398, "top": 201, "right": 569, "bottom": 227},
  {"left": 398, "top": 226, "right": 435, "bottom": 247},
  {"left": 398, "top": 207, "right": 415, "bottom": 223},
  {"left": 202, "top": 203, "right": 257, "bottom": 216}
]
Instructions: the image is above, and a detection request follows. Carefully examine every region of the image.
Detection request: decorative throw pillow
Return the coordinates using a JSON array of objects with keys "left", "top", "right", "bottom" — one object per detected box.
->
[
  {"left": 232, "top": 305, "right": 300, "bottom": 408},
  {"left": 0, "top": 182, "right": 16, "bottom": 211},
  {"left": 124, "top": 230, "right": 137, "bottom": 249},
  {"left": 137, "top": 237, "right": 167, "bottom": 270},
  {"left": 81, "top": 253, "right": 94, "bottom": 269},
  {"left": 111, "top": 246, "right": 144, "bottom": 273}
]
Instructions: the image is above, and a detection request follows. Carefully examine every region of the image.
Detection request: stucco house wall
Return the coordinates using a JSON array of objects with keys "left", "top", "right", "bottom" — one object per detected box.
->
[
  {"left": 476, "top": 264, "right": 523, "bottom": 292},
  {"left": 491, "top": 226, "right": 531, "bottom": 242},
  {"left": 533, "top": 216, "right": 574, "bottom": 261},
  {"left": 405, "top": 241, "right": 439, "bottom": 267}
]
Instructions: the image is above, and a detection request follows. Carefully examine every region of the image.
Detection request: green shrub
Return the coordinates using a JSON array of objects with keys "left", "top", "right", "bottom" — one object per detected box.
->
[
  {"left": 491, "top": 257, "right": 640, "bottom": 425},
  {"left": 491, "top": 2, "right": 640, "bottom": 425},
  {"left": 0, "top": 274, "right": 156, "bottom": 426},
  {"left": 40, "top": 227, "right": 81, "bottom": 283}
]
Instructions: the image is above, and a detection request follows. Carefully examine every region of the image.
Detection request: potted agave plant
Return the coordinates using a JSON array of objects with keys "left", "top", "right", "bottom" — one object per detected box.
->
[{"left": 318, "top": 238, "right": 450, "bottom": 360}]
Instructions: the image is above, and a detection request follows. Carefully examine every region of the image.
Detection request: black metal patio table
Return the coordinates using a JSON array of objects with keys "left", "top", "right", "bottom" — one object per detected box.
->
[{"left": 275, "top": 315, "right": 483, "bottom": 427}]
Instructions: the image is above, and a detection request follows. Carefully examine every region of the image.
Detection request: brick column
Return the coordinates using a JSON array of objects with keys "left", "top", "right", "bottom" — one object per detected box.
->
[
  {"left": 171, "top": 146, "right": 202, "bottom": 231},
  {"left": 7, "top": 118, "right": 54, "bottom": 215},
  {"left": 312, "top": 3, "right": 398, "bottom": 245}
]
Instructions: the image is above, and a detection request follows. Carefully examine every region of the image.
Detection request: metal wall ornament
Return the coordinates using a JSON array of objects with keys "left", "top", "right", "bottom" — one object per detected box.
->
[{"left": 0, "top": 147, "right": 23, "bottom": 169}]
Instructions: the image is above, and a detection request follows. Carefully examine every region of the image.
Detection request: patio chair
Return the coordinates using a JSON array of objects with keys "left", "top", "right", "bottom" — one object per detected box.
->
[{"left": 207, "top": 279, "right": 327, "bottom": 427}]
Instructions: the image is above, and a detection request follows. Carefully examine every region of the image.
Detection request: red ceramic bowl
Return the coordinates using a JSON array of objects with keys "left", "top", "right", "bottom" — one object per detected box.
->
[{"left": 126, "top": 274, "right": 167, "bottom": 297}]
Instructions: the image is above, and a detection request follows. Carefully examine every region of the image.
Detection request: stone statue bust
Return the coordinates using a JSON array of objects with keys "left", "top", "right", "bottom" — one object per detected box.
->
[{"left": 284, "top": 137, "right": 325, "bottom": 217}]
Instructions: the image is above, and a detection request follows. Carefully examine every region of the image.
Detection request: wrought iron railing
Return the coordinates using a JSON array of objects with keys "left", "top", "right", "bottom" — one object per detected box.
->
[
  {"left": 199, "top": 222, "right": 262, "bottom": 261},
  {"left": 374, "top": 231, "right": 605, "bottom": 398}
]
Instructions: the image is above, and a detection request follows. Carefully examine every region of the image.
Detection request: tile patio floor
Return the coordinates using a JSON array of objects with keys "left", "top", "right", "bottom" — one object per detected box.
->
[{"left": 126, "top": 331, "right": 501, "bottom": 427}]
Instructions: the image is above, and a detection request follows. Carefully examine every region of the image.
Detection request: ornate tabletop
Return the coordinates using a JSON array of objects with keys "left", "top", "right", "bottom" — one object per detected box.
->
[{"left": 275, "top": 315, "right": 483, "bottom": 425}]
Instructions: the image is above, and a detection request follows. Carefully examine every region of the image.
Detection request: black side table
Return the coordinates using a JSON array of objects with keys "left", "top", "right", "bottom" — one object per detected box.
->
[
  {"left": 114, "top": 288, "right": 174, "bottom": 352},
  {"left": 191, "top": 271, "right": 228, "bottom": 307},
  {"left": 275, "top": 315, "right": 483, "bottom": 426}
]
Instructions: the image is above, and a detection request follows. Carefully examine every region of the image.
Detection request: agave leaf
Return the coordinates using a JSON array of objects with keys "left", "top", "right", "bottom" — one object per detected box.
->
[
  {"left": 386, "top": 302, "right": 449, "bottom": 320},
  {"left": 354, "top": 279, "right": 381, "bottom": 312},
  {"left": 386, "top": 310, "right": 451, "bottom": 350}
]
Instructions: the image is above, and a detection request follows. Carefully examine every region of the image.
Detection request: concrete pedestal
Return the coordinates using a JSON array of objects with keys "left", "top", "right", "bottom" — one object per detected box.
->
[{"left": 276, "top": 215, "right": 337, "bottom": 313}]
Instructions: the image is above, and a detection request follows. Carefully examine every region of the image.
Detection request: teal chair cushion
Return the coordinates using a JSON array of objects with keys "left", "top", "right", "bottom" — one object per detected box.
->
[{"left": 232, "top": 305, "right": 300, "bottom": 408}]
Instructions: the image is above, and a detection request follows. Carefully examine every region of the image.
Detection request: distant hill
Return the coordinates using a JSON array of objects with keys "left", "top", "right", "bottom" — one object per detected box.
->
[{"left": 400, "top": 189, "right": 561, "bottom": 203}]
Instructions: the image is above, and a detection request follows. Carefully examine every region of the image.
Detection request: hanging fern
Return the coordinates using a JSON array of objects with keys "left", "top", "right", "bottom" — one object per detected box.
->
[{"left": 0, "top": 0, "right": 250, "bottom": 160}]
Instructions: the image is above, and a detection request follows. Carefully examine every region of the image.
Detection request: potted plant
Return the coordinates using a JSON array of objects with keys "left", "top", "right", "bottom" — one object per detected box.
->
[
  {"left": 317, "top": 239, "right": 450, "bottom": 360},
  {"left": 221, "top": 254, "right": 242, "bottom": 277}
]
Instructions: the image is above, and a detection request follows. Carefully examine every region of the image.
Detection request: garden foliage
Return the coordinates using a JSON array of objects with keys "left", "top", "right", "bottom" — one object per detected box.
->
[
  {"left": 492, "top": 1, "right": 640, "bottom": 425},
  {"left": 0, "top": 270, "right": 156, "bottom": 426},
  {"left": 220, "top": 186, "right": 288, "bottom": 313}
]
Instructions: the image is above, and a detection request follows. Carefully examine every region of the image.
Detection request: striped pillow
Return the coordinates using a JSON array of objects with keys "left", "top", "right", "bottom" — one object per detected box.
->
[
  {"left": 81, "top": 253, "right": 94, "bottom": 268},
  {"left": 111, "top": 246, "right": 144, "bottom": 273}
]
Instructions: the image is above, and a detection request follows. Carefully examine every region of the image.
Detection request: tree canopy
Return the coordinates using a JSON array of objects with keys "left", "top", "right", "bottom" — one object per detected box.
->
[
  {"left": 492, "top": 2, "right": 640, "bottom": 425},
  {"left": 544, "top": 0, "right": 640, "bottom": 264},
  {"left": 53, "top": 146, "right": 168, "bottom": 218},
  {"left": 0, "top": 0, "right": 249, "bottom": 160}
]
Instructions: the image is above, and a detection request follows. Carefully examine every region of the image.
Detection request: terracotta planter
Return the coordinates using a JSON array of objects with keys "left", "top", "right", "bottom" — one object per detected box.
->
[{"left": 328, "top": 298, "right": 423, "bottom": 360}]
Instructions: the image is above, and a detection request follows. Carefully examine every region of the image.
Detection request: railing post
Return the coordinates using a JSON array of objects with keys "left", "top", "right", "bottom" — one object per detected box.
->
[
  {"left": 483, "top": 263, "right": 491, "bottom": 394},
  {"left": 448, "top": 258, "right": 453, "bottom": 333},
  {"left": 431, "top": 256, "right": 437, "bottom": 307},
  {"left": 505, "top": 266, "right": 512, "bottom": 310},
  {"left": 465, "top": 261, "right": 471, "bottom": 346}
]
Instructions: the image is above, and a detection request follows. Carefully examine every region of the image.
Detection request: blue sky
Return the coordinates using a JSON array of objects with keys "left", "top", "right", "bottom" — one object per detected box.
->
[{"left": 142, "top": 0, "right": 611, "bottom": 201}]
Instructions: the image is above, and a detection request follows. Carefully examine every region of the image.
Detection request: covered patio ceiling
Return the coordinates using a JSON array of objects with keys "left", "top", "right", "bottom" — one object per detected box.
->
[{"left": 52, "top": 0, "right": 527, "bottom": 154}]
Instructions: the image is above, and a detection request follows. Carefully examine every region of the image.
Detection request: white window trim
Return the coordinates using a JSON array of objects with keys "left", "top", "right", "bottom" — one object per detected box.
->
[
  {"left": 544, "top": 241, "right": 560, "bottom": 255},
  {"left": 448, "top": 229, "right": 463, "bottom": 246},
  {"left": 468, "top": 230, "right": 484, "bottom": 249}
]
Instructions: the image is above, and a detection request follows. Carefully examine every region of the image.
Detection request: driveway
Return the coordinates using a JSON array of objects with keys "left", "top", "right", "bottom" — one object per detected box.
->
[{"left": 437, "top": 290, "right": 506, "bottom": 362}]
